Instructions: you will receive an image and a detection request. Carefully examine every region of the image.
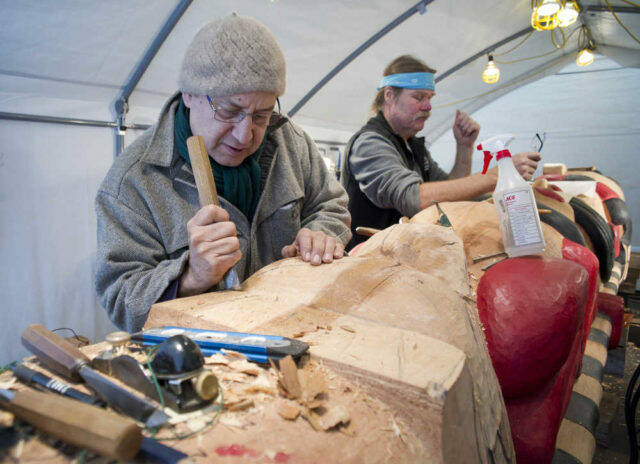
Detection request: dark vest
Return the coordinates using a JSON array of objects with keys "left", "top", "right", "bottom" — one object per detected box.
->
[{"left": 341, "top": 112, "right": 434, "bottom": 248}]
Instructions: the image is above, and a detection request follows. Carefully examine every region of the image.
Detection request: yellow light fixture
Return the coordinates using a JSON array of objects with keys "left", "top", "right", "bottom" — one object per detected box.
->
[
  {"left": 482, "top": 55, "right": 500, "bottom": 84},
  {"left": 531, "top": 0, "right": 561, "bottom": 30},
  {"left": 576, "top": 48, "right": 594, "bottom": 66},
  {"left": 558, "top": 1, "right": 580, "bottom": 28}
]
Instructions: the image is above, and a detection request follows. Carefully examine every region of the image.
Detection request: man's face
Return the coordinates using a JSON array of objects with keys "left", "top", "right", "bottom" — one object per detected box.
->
[
  {"left": 182, "top": 91, "right": 277, "bottom": 167},
  {"left": 384, "top": 88, "right": 435, "bottom": 139}
]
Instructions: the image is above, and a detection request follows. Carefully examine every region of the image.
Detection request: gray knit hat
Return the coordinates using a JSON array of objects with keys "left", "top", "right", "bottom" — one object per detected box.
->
[{"left": 179, "top": 13, "right": 286, "bottom": 97}]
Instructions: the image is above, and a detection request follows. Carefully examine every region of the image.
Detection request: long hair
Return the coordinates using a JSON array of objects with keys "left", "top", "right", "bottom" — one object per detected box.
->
[{"left": 371, "top": 55, "right": 437, "bottom": 114}]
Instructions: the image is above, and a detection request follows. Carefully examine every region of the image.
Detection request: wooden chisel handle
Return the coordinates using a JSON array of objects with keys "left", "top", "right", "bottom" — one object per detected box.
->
[
  {"left": 1, "top": 388, "right": 141, "bottom": 460},
  {"left": 21, "top": 324, "right": 90, "bottom": 382},
  {"left": 186, "top": 135, "right": 242, "bottom": 291},
  {"left": 187, "top": 135, "right": 219, "bottom": 207}
]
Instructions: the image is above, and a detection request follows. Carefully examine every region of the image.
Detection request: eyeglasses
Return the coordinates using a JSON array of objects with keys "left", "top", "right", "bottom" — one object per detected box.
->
[
  {"left": 530, "top": 132, "right": 546, "bottom": 152},
  {"left": 206, "top": 95, "right": 276, "bottom": 128}
]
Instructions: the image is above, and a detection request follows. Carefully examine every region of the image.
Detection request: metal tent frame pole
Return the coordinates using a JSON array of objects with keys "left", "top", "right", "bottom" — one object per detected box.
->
[
  {"left": 113, "top": 0, "right": 192, "bottom": 156},
  {"left": 0, "top": 112, "right": 149, "bottom": 130},
  {"left": 287, "top": 0, "right": 433, "bottom": 118}
]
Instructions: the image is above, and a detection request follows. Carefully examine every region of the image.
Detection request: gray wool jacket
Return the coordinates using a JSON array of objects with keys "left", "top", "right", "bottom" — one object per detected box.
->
[{"left": 95, "top": 93, "right": 351, "bottom": 332}]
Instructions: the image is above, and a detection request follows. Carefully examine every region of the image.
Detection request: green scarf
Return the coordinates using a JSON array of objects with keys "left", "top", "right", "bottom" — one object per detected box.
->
[{"left": 174, "top": 98, "right": 262, "bottom": 221}]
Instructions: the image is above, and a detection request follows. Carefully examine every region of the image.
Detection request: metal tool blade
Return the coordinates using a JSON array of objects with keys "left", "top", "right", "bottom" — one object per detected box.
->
[
  {"left": 79, "top": 366, "right": 169, "bottom": 428},
  {"left": 222, "top": 268, "right": 242, "bottom": 290}
]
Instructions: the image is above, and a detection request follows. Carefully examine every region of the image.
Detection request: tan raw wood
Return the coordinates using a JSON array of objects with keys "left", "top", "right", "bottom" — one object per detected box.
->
[
  {"left": 410, "top": 201, "right": 564, "bottom": 291},
  {"left": 147, "top": 222, "right": 514, "bottom": 463},
  {"left": 2, "top": 388, "right": 141, "bottom": 461},
  {"left": 543, "top": 163, "right": 568, "bottom": 175}
]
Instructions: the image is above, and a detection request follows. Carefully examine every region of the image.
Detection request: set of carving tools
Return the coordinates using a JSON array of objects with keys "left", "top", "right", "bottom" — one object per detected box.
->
[{"left": 0, "top": 323, "right": 309, "bottom": 461}]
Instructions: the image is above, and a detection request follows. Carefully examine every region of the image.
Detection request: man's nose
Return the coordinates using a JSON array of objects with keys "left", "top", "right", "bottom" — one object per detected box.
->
[
  {"left": 231, "top": 116, "right": 253, "bottom": 145},
  {"left": 421, "top": 99, "right": 431, "bottom": 112}
]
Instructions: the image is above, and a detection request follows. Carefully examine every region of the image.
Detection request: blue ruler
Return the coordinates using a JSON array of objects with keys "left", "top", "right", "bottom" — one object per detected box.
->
[{"left": 132, "top": 326, "right": 309, "bottom": 363}]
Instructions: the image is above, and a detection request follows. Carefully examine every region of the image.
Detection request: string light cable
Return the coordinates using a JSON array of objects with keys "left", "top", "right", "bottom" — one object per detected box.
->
[
  {"left": 492, "top": 30, "right": 535, "bottom": 57},
  {"left": 605, "top": 0, "right": 640, "bottom": 45},
  {"left": 435, "top": 51, "right": 577, "bottom": 109},
  {"left": 619, "top": 0, "right": 640, "bottom": 9},
  {"left": 494, "top": 25, "right": 580, "bottom": 64}
]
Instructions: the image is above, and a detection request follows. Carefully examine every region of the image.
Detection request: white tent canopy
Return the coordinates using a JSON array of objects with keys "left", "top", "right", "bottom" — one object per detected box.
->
[{"left": 1, "top": 0, "right": 639, "bottom": 363}]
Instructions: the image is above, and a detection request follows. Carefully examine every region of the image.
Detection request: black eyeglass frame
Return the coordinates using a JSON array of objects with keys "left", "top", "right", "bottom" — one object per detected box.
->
[{"left": 205, "top": 95, "right": 281, "bottom": 128}]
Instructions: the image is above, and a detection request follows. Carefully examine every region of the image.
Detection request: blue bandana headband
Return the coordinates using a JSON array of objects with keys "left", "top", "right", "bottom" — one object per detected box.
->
[{"left": 377, "top": 72, "right": 435, "bottom": 91}]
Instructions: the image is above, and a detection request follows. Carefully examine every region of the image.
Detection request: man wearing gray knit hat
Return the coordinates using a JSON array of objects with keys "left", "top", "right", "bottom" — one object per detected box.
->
[{"left": 95, "top": 14, "right": 351, "bottom": 332}]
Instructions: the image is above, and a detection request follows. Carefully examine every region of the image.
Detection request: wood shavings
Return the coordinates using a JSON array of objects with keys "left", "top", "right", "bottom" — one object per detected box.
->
[
  {"left": 224, "top": 398, "right": 254, "bottom": 411},
  {"left": 300, "top": 407, "right": 322, "bottom": 431},
  {"left": 319, "top": 405, "right": 350, "bottom": 430},
  {"left": 278, "top": 403, "right": 301, "bottom": 420},
  {"left": 340, "top": 325, "right": 355, "bottom": 333},
  {"left": 243, "top": 384, "right": 276, "bottom": 395},
  {"left": 186, "top": 417, "right": 208, "bottom": 432},
  {"left": 292, "top": 331, "right": 306, "bottom": 338},
  {"left": 204, "top": 353, "right": 230, "bottom": 365},
  {"left": 299, "top": 369, "right": 325, "bottom": 404},
  {"left": 229, "top": 359, "right": 261, "bottom": 376},
  {"left": 0, "top": 377, "right": 17, "bottom": 390},
  {"left": 221, "top": 372, "right": 249, "bottom": 383},
  {"left": 277, "top": 356, "right": 302, "bottom": 400},
  {"left": 219, "top": 415, "right": 246, "bottom": 429},
  {"left": 220, "top": 349, "right": 247, "bottom": 360},
  {"left": 0, "top": 410, "right": 14, "bottom": 427}
]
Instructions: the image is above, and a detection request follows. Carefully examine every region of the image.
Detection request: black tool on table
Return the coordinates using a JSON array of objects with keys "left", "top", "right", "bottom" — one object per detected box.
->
[
  {"left": 11, "top": 363, "right": 102, "bottom": 406},
  {"left": 21, "top": 324, "right": 170, "bottom": 428}
]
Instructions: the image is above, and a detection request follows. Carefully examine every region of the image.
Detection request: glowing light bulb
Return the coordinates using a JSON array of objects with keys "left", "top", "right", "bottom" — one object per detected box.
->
[
  {"left": 558, "top": 1, "right": 580, "bottom": 28},
  {"left": 576, "top": 48, "right": 594, "bottom": 67},
  {"left": 482, "top": 56, "right": 500, "bottom": 84},
  {"left": 531, "top": 0, "right": 560, "bottom": 30},
  {"left": 537, "top": 0, "right": 561, "bottom": 16}
]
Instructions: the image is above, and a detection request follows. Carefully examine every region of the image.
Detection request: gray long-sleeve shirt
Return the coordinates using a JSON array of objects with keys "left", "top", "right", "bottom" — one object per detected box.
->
[{"left": 349, "top": 131, "right": 448, "bottom": 217}]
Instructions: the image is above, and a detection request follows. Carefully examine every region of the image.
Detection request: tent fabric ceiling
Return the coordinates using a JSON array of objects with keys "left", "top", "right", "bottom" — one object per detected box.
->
[{"left": 1, "top": 1, "right": 638, "bottom": 141}]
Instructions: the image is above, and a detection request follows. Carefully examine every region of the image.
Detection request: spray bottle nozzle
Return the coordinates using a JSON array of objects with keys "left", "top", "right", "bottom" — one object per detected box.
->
[
  {"left": 476, "top": 134, "right": 515, "bottom": 175},
  {"left": 477, "top": 144, "right": 493, "bottom": 175}
]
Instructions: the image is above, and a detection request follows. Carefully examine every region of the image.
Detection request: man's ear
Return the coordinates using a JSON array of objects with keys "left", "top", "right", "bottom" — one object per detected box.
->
[
  {"left": 182, "top": 92, "right": 195, "bottom": 108},
  {"left": 383, "top": 87, "right": 396, "bottom": 105}
]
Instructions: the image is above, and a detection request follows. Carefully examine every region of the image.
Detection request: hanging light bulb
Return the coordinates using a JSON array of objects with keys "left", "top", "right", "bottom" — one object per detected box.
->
[
  {"left": 482, "top": 55, "right": 500, "bottom": 84},
  {"left": 537, "top": 0, "right": 561, "bottom": 16},
  {"left": 557, "top": 1, "right": 580, "bottom": 28},
  {"left": 531, "top": 0, "right": 560, "bottom": 30},
  {"left": 576, "top": 48, "right": 594, "bottom": 66}
]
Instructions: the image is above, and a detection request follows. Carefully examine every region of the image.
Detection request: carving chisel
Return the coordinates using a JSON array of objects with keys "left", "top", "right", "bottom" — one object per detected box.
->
[
  {"left": 186, "top": 135, "right": 242, "bottom": 291},
  {"left": 0, "top": 387, "right": 142, "bottom": 460},
  {"left": 21, "top": 324, "right": 170, "bottom": 428},
  {"left": 11, "top": 363, "right": 102, "bottom": 406}
]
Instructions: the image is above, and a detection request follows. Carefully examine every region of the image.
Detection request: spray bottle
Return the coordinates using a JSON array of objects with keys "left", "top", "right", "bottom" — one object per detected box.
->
[{"left": 477, "top": 134, "right": 545, "bottom": 257}]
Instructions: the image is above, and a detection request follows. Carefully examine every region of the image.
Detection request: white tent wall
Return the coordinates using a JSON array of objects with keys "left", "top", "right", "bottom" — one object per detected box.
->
[
  {"left": 429, "top": 54, "right": 640, "bottom": 251},
  {"left": 0, "top": 121, "right": 116, "bottom": 365}
]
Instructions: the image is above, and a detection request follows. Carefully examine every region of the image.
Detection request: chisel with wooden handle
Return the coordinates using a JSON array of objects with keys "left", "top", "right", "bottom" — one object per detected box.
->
[
  {"left": 186, "top": 135, "right": 242, "bottom": 291},
  {"left": 0, "top": 387, "right": 141, "bottom": 460},
  {"left": 21, "top": 324, "right": 170, "bottom": 428}
]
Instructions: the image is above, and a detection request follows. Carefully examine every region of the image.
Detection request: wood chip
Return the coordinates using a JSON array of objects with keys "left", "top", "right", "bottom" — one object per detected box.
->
[
  {"left": 292, "top": 331, "right": 306, "bottom": 338},
  {"left": 221, "top": 372, "right": 249, "bottom": 383},
  {"left": 220, "top": 349, "right": 248, "bottom": 360},
  {"left": 340, "top": 325, "right": 355, "bottom": 333},
  {"left": 224, "top": 398, "right": 254, "bottom": 411},
  {"left": 319, "top": 405, "right": 350, "bottom": 430},
  {"left": 277, "top": 356, "right": 302, "bottom": 399},
  {"left": 306, "top": 399, "right": 325, "bottom": 410},
  {"left": 204, "top": 353, "right": 230, "bottom": 365},
  {"left": 229, "top": 359, "right": 261, "bottom": 376},
  {"left": 0, "top": 410, "right": 14, "bottom": 427},
  {"left": 278, "top": 403, "right": 301, "bottom": 420},
  {"left": 300, "top": 407, "right": 322, "bottom": 431},
  {"left": 299, "top": 369, "right": 325, "bottom": 404}
]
